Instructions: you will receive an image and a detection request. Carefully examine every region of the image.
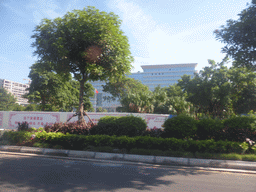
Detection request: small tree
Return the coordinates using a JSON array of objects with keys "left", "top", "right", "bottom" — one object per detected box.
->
[
  {"left": 0, "top": 88, "right": 17, "bottom": 111},
  {"left": 12, "top": 104, "right": 25, "bottom": 111},
  {"left": 97, "top": 107, "right": 103, "bottom": 112},
  {"left": 31, "top": 6, "right": 133, "bottom": 125}
]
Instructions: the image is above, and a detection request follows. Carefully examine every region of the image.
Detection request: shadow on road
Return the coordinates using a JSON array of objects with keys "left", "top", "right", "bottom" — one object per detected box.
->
[{"left": 0, "top": 152, "right": 212, "bottom": 191}]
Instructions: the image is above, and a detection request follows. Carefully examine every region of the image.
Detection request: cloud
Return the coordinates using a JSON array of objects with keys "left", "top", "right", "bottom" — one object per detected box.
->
[
  {"left": 3, "top": 2, "right": 28, "bottom": 19},
  {"left": 26, "top": 0, "right": 62, "bottom": 24},
  {"left": 108, "top": 0, "right": 157, "bottom": 57},
  {"left": 108, "top": 0, "right": 238, "bottom": 73},
  {"left": 0, "top": 30, "right": 33, "bottom": 54}
]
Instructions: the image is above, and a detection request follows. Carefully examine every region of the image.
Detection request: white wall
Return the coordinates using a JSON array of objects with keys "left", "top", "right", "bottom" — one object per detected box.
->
[{"left": 0, "top": 111, "right": 169, "bottom": 130}]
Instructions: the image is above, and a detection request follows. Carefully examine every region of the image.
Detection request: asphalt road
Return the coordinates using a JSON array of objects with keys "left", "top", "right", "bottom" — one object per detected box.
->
[{"left": 0, "top": 152, "right": 256, "bottom": 192}]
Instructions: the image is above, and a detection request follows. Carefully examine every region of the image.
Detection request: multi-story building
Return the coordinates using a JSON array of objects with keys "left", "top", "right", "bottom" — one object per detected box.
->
[
  {"left": 130, "top": 63, "right": 198, "bottom": 91},
  {"left": 0, "top": 79, "right": 30, "bottom": 106},
  {"left": 89, "top": 63, "right": 198, "bottom": 111}
]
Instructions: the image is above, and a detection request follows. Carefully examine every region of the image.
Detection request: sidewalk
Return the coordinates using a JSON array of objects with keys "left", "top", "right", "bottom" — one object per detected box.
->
[{"left": 1, "top": 145, "right": 256, "bottom": 172}]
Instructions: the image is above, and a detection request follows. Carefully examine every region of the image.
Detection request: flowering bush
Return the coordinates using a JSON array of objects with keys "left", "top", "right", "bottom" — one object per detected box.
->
[{"left": 44, "top": 121, "right": 94, "bottom": 135}]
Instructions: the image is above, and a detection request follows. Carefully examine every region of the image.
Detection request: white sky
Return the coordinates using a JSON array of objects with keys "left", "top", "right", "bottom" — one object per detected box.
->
[{"left": 0, "top": 0, "right": 250, "bottom": 83}]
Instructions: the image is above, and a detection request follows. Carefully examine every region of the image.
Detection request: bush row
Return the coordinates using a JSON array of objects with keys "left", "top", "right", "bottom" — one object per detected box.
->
[
  {"left": 15, "top": 114, "right": 256, "bottom": 143},
  {"left": 31, "top": 131, "right": 245, "bottom": 154},
  {"left": 163, "top": 114, "right": 256, "bottom": 142}
]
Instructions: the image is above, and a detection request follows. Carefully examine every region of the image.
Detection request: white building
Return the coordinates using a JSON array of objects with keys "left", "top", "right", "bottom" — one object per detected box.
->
[
  {"left": 0, "top": 79, "right": 30, "bottom": 106},
  {"left": 89, "top": 63, "right": 198, "bottom": 112}
]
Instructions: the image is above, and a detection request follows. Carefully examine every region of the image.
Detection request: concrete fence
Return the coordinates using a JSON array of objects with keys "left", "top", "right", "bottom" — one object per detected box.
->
[{"left": 0, "top": 111, "right": 169, "bottom": 130}]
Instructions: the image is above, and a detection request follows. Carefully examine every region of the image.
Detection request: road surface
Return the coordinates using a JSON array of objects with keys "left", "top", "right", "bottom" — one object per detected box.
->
[{"left": 0, "top": 152, "right": 255, "bottom": 192}]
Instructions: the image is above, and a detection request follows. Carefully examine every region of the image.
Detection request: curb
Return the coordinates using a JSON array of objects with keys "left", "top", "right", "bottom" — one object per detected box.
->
[{"left": 1, "top": 145, "right": 256, "bottom": 171}]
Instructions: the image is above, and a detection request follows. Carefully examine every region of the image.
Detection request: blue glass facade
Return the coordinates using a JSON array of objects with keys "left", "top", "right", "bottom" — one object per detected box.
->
[{"left": 89, "top": 63, "right": 198, "bottom": 111}]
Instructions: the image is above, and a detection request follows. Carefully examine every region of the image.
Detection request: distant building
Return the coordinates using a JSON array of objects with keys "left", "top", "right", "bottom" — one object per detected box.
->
[
  {"left": 130, "top": 63, "right": 198, "bottom": 91},
  {"left": 0, "top": 79, "right": 30, "bottom": 106},
  {"left": 89, "top": 63, "right": 198, "bottom": 112}
]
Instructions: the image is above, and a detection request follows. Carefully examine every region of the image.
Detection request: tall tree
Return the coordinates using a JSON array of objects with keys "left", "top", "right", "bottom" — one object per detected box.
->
[
  {"left": 102, "top": 76, "right": 154, "bottom": 113},
  {"left": 152, "top": 84, "right": 194, "bottom": 115},
  {"left": 25, "top": 62, "right": 94, "bottom": 112},
  {"left": 0, "top": 88, "right": 17, "bottom": 111},
  {"left": 69, "top": 80, "right": 95, "bottom": 112},
  {"left": 12, "top": 103, "right": 25, "bottom": 111},
  {"left": 120, "top": 89, "right": 155, "bottom": 113},
  {"left": 102, "top": 76, "right": 149, "bottom": 102},
  {"left": 178, "top": 59, "right": 234, "bottom": 118},
  {"left": 152, "top": 85, "right": 169, "bottom": 114},
  {"left": 25, "top": 62, "right": 76, "bottom": 111},
  {"left": 24, "top": 104, "right": 41, "bottom": 111},
  {"left": 31, "top": 6, "right": 133, "bottom": 125},
  {"left": 214, "top": 0, "right": 256, "bottom": 70},
  {"left": 227, "top": 66, "right": 256, "bottom": 114}
]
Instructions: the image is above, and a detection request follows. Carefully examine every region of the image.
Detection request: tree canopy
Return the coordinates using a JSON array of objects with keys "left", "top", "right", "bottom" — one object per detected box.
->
[
  {"left": 102, "top": 77, "right": 154, "bottom": 113},
  {"left": 25, "top": 62, "right": 94, "bottom": 112},
  {"left": 102, "top": 76, "right": 149, "bottom": 102},
  {"left": 177, "top": 59, "right": 256, "bottom": 118},
  {"left": 214, "top": 0, "right": 256, "bottom": 70},
  {"left": 31, "top": 6, "right": 134, "bottom": 124}
]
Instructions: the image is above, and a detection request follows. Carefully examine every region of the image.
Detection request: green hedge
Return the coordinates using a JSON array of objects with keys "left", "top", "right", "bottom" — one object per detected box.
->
[
  {"left": 196, "top": 118, "right": 224, "bottom": 140},
  {"left": 222, "top": 116, "right": 256, "bottom": 142},
  {"left": 32, "top": 131, "right": 245, "bottom": 154},
  {"left": 163, "top": 114, "right": 256, "bottom": 142},
  {"left": 1, "top": 130, "right": 33, "bottom": 144}
]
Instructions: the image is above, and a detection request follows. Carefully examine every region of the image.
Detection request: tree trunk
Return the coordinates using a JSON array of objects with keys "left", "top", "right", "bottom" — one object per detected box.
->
[
  {"left": 42, "top": 94, "right": 45, "bottom": 111},
  {"left": 78, "top": 73, "right": 87, "bottom": 126}
]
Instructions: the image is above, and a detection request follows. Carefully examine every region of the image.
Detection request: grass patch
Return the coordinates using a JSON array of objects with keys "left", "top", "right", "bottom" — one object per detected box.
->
[
  {"left": 32, "top": 142, "right": 50, "bottom": 148},
  {"left": 242, "top": 154, "right": 256, "bottom": 161},
  {"left": 218, "top": 153, "right": 243, "bottom": 161}
]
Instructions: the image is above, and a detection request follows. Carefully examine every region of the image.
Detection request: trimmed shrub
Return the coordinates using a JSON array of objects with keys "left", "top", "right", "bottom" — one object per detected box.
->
[
  {"left": 98, "top": 116, "right": 119, "bottom": 126},
  {"left": 196, "top": 118, "right": 224, "bottom": 140},
  {"left": 89, "top": 123, "right": 119, "bottom": 136},
  {"left": 89, "top": 116, "right": 120, "bottom": 136},
  {"left": 91, "top": 115, "right": 147, "bottom": 137},
  {"left": 163, "top": 114, "right": 197, "bottom": 139},
  {"left": 222, "top": 116, "right": 256, "bottom": 142},
  {"left": 115, "top": 115, "right": 147, "bottom": 137}
]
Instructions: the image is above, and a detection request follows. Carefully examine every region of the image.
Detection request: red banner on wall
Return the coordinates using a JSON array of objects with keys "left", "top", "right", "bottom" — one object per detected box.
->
[{"left": 8, "top": 112, "right": 60, "bottom": 128}]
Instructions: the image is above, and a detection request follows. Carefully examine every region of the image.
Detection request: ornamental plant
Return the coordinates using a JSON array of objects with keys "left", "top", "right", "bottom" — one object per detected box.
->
[{"left": 17, "top": 121, "right": 30, "bottom": 132}]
